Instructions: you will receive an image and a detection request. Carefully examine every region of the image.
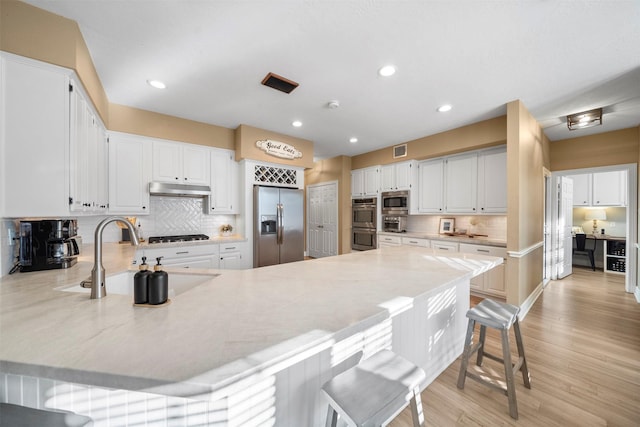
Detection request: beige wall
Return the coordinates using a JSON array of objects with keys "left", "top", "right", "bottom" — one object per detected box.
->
[
  {"left": 109, "top": 104, "right": 235, "bottom": 149},
  {"left": 305, "top": 156, "right": 352, "bottom": 254},
  {"left": 235, "top": 124, "right": 314, "bottom": 169},
  {"left": 352, "top": 116, "right": 507, "bottom": 169},
  {"left": 550, "top": 127, "right": 640, "bottom": 172},
  {"left": 506, "top": 100, "right": 549, "bottom": 305}
]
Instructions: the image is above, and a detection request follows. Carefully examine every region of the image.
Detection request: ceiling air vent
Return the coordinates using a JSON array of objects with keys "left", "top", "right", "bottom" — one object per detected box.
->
[{"left": 261, "top": 72, "right": 299, "bottom": 94}]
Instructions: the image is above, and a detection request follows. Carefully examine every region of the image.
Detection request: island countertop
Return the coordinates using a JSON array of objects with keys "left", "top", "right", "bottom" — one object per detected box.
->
[{"left": 0, "top": 244, "right": 502, "bottom": 404}]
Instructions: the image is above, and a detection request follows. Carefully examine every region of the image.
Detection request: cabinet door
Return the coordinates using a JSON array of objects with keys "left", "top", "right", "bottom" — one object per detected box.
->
[
  {"left": 152, "top": 141, "right": 183, "bottom": 182},
  {"left": 363, "top": 167, "right": 380, "bottom": 196},
  {"left": 478, "top": 147, "right": 507, "bottom": 213},
  {"left": 220, "top": 242, "right": 250, "bottom": 269},
  {"left": 445, "top": 152, "right": 478, "bottom": 213},
  {"left": 1, "top": 55, "right": 70, "bottom": 217},
  {"left": 183, "top": 145, "right": 210, "bottom": 185},
  {"left": 381, "top": 164, "right": 395, "bottom": 191},
  {"left": 592, "top": 171, "right": 626, "bottom": 206},
  {"left": 571, "top": 174, "right": 591, "bottom": 206},
  {"left": 394, "top": 161, "right": 414, "bottom": 191},
  {"left": 210, "top": 149, "right": 236, "bottom": 213},
  {"left": 418, "top": 159, "right": 444, "bottom": 213},
  {"left": 351, "top": 169, "right": 364, "bottom": 196},
  {"left": 95, "top": 123, "right": 109, "bottom": 211},
  {"left": 108, "top": 133, "right": 151, "bottom": 214},
  {"left": 69, "top": 86, "right": 90, "bottom": 212}
]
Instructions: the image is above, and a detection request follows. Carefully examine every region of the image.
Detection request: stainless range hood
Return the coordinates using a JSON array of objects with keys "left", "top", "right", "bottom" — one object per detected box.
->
[{"left": 148, "top": 182, "right": 211, "bottom": 212}]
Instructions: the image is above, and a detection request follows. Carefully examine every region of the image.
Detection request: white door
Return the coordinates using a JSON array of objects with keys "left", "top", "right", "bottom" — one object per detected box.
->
[
  {"left": 307, "top": 181, "right": 338, "bottom": 258},
  {"left": 557, "top": 176, "right": 574, "bottom": 279}
]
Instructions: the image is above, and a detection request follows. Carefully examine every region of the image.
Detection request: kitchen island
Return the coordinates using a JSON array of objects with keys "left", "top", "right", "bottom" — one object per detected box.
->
[{"left": 0, "top": 244, "right": 502, "bottom": 426}]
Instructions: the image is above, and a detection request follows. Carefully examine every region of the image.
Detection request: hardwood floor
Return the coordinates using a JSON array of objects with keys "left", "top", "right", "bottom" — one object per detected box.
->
[{"left": 390, "top": 267, "right": 640, "bottom": 426}]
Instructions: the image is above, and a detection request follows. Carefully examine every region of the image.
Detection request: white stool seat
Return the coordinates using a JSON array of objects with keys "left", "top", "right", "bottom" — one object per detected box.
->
[
  {"left": 466, "top": 298, "right": 519, "bottom": 330},
  {"left": 322, "top": 349, "right": 426, "bottom": 427},
  {"left": 0, "top": 403, "right": 93, "bottom": 427}
]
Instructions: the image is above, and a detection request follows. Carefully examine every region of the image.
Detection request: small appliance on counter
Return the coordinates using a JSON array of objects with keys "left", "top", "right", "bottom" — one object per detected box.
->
[
  {"left": 18, "top": 219, "right": 80, "bottom": 272},
  {"left": 382, "top": 215, "right": 407, "bottom": 233}
]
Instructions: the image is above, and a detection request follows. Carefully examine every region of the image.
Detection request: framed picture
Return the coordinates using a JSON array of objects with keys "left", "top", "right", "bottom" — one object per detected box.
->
[{"left": 439, "top": 218, "right": 455, "bottom": 234}]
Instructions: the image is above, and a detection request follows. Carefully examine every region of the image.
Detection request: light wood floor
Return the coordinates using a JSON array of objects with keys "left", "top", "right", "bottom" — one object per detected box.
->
[{"left": 390, "top": 267, "right": 640, "bottom": 426}]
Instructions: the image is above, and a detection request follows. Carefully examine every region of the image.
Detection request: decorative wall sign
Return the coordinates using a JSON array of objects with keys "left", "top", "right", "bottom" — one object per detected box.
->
[{"left": 256, "top": 139, "right": 303, "bottom": 159}]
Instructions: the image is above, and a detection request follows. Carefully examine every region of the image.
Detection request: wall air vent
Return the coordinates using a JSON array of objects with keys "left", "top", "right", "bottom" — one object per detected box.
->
[
  {"left": 393, "top": 144, "right": 407, "bottom": 158},
  {"left": 261, "top": 72, "right": 299, "bottom": 94}
]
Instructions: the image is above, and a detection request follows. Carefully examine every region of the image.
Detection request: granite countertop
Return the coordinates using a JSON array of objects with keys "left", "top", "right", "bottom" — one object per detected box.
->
[
  {"left": 0, "top": 243, "right": 502, "bottom": 398},
  {"left": 379, "top": 231, "right": 507, "bottom": 247}
]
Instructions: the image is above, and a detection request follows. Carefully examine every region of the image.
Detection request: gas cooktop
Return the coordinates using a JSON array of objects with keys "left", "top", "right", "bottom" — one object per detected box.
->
[{"left": 147, "top": 234, "right": 210, "bottom": 244}]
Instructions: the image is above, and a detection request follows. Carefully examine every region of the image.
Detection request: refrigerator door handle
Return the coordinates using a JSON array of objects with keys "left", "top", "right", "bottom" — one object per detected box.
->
[{"left": 276, "top": 203, "right": 284, "bottom": 245}]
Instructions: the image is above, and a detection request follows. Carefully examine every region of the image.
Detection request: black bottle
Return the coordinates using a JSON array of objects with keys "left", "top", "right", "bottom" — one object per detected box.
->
[
  {"left": 148, "top": 257, "right": 169, "bottom": 305},
  {"left": 133, "top": 256, "right": 152, "bottom": 304}
]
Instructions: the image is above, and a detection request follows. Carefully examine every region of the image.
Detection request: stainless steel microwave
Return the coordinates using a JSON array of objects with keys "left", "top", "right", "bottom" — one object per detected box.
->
[{"left": 381, "top": 191, "right": 408, "bottom": 215}]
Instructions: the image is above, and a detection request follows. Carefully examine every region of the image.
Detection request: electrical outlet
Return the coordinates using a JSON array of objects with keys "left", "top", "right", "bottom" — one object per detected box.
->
[
  {"left": 609, "top": 222, "right": 616, "bottom": 228},
  {"left": 7, "top": 228, "right": 16, "bottom": 246}
]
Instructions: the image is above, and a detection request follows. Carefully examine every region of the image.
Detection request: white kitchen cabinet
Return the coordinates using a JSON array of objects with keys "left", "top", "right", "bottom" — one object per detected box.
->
[
  {"left": 219, "top": 241, "right": 250, "bottom": 269},
  {"left": 378, "top": 234, "right": 402, "bottom": 247},
  {"left": 401, "top": 237, "right": 430, "bottom": 247},
  {"left": 0, "top": 54, "right": 71, "bottom": 217},
  {"left": 209, "top": 149, "right": 237, "bottom": 214},
  {"left": 381, "top": 160, "right": 416, "bottom": 192},
  {"left": 152, "top": 140, "right": 210, "bottom": 185},
  {"left": 431, "top": 240, "right": 459, "bottom": 252},
  {"left": 477, "top": 147, "right": 507, "bottom": 213},
  {"left": 592, "top": 170, "right": 626, "bottom": 206},
  {"left": 445, "top": 152, "right": 478, "bottom": 213},
  {"left": 138, "top": 244, "right": 220, "bottom": 270},
  {"left": 572, "top": 174, "right": 591, "bottom": 206},
  {"left": 459, "top": 243, "right": 507, "bottom": 298},
  {"left": 69, "top": 81, "right": 108, "bottom": 214},
  {"left": 108, "top": 132, "right": 152, "bottom": 214},
  {"left": 417, "top": 159, "right": 445, "bottom": 213},
  {"left": 351, "top": 166, "right": 380, "bottom": 197},
  {"left": 571, "top": 171, "right": 627, "bottom": 207}
]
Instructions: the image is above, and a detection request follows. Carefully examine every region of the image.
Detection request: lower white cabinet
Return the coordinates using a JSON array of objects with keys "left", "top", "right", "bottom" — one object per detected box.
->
[
  {"left": 137, "top": 244, "right": 220, "bottom": 270},
  {"left": 401, "top": 237, "right": 430, "bottom": 247},
  {"left": 378, "top": 234, "right": 402, "bottom": 247},
  {"left": 219, "top": 241, "right": 250, "bottom": 269},
  {"left": 431, "top": 240, "right": 459, "bottom": 252},
  {"left": 459, "top": 243, "right": 507, "bottom": 298}
]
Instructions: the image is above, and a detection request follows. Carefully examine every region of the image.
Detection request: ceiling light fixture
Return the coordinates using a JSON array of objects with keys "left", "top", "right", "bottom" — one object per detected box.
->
[
  {"left": 437, "top": 104, "right": 452, "bottom": 112},
  {"left": 292, "top": 120, "right": 302, "bottom": 127},
  {"left": 378, "top": 65, "right": 396, "bottom": 77},
  {"left": 349, "top": 137, "right": 358, "bottom": 143},
  {"left": 567, "top": 108, "right": 602, "bottom": 130},
  {"left": 147, "top": 79, "right": 166, "bottom": 89}
]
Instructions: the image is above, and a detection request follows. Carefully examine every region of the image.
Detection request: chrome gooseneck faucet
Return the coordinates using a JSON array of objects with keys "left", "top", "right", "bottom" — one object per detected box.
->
[{"left": 82, "top": 216, "right": 139, "bottom": 299}]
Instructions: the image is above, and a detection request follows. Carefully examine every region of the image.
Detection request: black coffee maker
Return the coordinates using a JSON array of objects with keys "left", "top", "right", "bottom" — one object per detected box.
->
[{"left": 19, "top": 219, "right": 80, "bottom": 272}]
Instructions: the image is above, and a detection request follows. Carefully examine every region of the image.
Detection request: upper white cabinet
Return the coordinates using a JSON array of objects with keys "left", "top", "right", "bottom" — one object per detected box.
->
[
  {"left": 351, "top": 166, "right": 380, "bottom": 197},
  {"left": 152, "top": 141, "right": 210, "bottom": 185},
  {"left": 69, "top": 81, "right": 108, "bottom": 213},
  {"left": 477, "top": 147, "right": 507, "bottom": 213},
  {"left": 0, "top": 54, "right": 71, "bottom": 217},
  {"left": 210, "top": 148, "right": 238, "bottom": 214},
  {"left": 445, "top": 152, "right": 478, "bottom": 213},
  {"left": 417, "top": 159, "right": 445, "bottom": 213},
  {"left": 572, "top": 170, "right": 627, "bottom": 207},
  {"left": 108, "top": 132, "right": 152, "bottom": 214},
  {"left": 381, "top": 160, "right": 416, "bottom": 192}
]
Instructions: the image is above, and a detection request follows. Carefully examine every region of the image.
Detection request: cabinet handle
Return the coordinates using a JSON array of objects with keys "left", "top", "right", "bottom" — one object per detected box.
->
[
  {"left": 477, "top": 249, "right": 490, "bottom": 253},
  {"left": 224, "top": 246, "right": 236, "bottom": 250},
  {"left": 176, "top": 251, "right": 189, "bottom": 255},
  {"left": 318, "top": 225, "right": 324, "bottom": 228},
  {"left": 142, "top": 206, "right": 146, "bottom": 209},
  {"left": 175, "top": 177, "right": 179, "bottom": 180}
]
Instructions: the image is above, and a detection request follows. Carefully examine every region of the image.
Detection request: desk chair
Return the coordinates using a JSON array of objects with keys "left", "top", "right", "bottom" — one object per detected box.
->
[{"left": 574, "top": 233, "right": 596, "bottom": 271}]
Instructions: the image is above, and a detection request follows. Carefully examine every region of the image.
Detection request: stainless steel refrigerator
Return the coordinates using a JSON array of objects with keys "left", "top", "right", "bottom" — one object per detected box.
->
[{"left": 253, "top": 185, "right": 304, "bottom": 267}]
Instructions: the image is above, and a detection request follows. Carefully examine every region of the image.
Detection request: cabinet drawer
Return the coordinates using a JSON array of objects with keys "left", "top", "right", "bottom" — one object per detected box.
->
[
  {"left": 431, "top": 241, "right": 459, "bottom": 252},
  {"left": 378, "top": 234, "right": 402, "bottom": 245},
  {"left": 459, "top": 243, "right": 506, "bottom": 258},
  {"left": 401, "top": 237, "right": 429, "bottom": 247},
  {"left": 140, "top": 243, "right": 219, "bottom": 261}
]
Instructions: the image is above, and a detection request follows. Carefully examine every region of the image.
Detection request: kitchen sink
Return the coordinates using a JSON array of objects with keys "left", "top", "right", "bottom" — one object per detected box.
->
[{"left": 57, "top": 271, "right": 218, "bottom": 297}]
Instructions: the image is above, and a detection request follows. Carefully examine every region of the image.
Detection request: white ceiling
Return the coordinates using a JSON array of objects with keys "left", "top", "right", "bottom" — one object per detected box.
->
[{"left": 22, "top": 0, "right": 640, "bottom": 160}]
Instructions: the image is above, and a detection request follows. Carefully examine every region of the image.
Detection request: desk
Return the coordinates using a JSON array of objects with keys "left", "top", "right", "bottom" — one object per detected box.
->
[{"left": 572, "top": 234, "right": 626, "bottom": 273}]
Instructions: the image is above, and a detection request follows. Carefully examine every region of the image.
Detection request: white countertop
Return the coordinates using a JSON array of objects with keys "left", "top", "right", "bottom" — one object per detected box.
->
[
  {"left": 0, "top": 243, "right": 502, "bottom": 398},
  {"left": 379, "top": 231, "right": 507, "bottom": 247}
]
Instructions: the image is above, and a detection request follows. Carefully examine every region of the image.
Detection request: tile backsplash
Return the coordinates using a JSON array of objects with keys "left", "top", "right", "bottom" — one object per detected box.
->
[
  {"left": 406, "top": 215, "right": 507, "bottom": 240},
  {"left": 77, "top": 196, "right": 237, "bottom": 244}
]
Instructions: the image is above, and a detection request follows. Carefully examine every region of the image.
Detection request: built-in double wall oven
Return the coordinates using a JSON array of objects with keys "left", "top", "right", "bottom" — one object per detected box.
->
[{"left": 351, "top": 197, "right": 377, "bottom": 251}]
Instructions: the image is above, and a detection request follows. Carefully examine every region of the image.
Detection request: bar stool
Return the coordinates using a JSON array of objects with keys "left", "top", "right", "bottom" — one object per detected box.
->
[
  {"left": 456, "top": 299, "right": 531, "bottom": 419},
  {"left": 0, "top": 403, "right": 93, "bottom": 427},
  {"left": 322, "top": 349, "right": 426, "bottom": 427}
]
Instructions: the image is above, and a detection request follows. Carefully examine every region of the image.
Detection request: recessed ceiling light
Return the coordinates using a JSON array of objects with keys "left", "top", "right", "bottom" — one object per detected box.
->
[
  {"left": 292, "top": 120, "right": 302, "bottom": 127},
  {"left": 349, "top": 137, "right": 358, "bottom": 143},
  {"left": 147, "top": 79, "right": 166, "bottom": 89},
  {"left": 378, "top": 65, "right": 396, "bottom": 77},
  {"left": 437, "top": 104, "right": 452, "bottom": 112}
]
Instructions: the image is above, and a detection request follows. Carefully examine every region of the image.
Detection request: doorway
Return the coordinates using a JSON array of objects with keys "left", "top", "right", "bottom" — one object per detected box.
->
[
  {"left": 550, "top": 164, "right": 637, "bottom": 295},
  {"left": 307, "top": 181, "right": 338, "bottom": 258}
]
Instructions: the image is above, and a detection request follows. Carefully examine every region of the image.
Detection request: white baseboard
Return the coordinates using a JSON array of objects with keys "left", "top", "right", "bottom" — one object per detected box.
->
[{"left": 518, "top": 280, "right": 545, "bottom": 320}]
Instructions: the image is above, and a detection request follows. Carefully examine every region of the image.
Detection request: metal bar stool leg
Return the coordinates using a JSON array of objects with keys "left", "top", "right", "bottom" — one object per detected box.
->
[
  {"left": 501, "top": 328, "right": 519, "bottom": 419},
  {"left": 476, "top": 324, "right": 487, "bottom": 366},
  {"left": 457, "top": 318, "right": 476, "bottom": 389},
  {"left": 513, "top": 318, "right": 531, "bottom": 389},
  {"left": 409, "top": 385, "right": 425, "bottom": 427}
]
